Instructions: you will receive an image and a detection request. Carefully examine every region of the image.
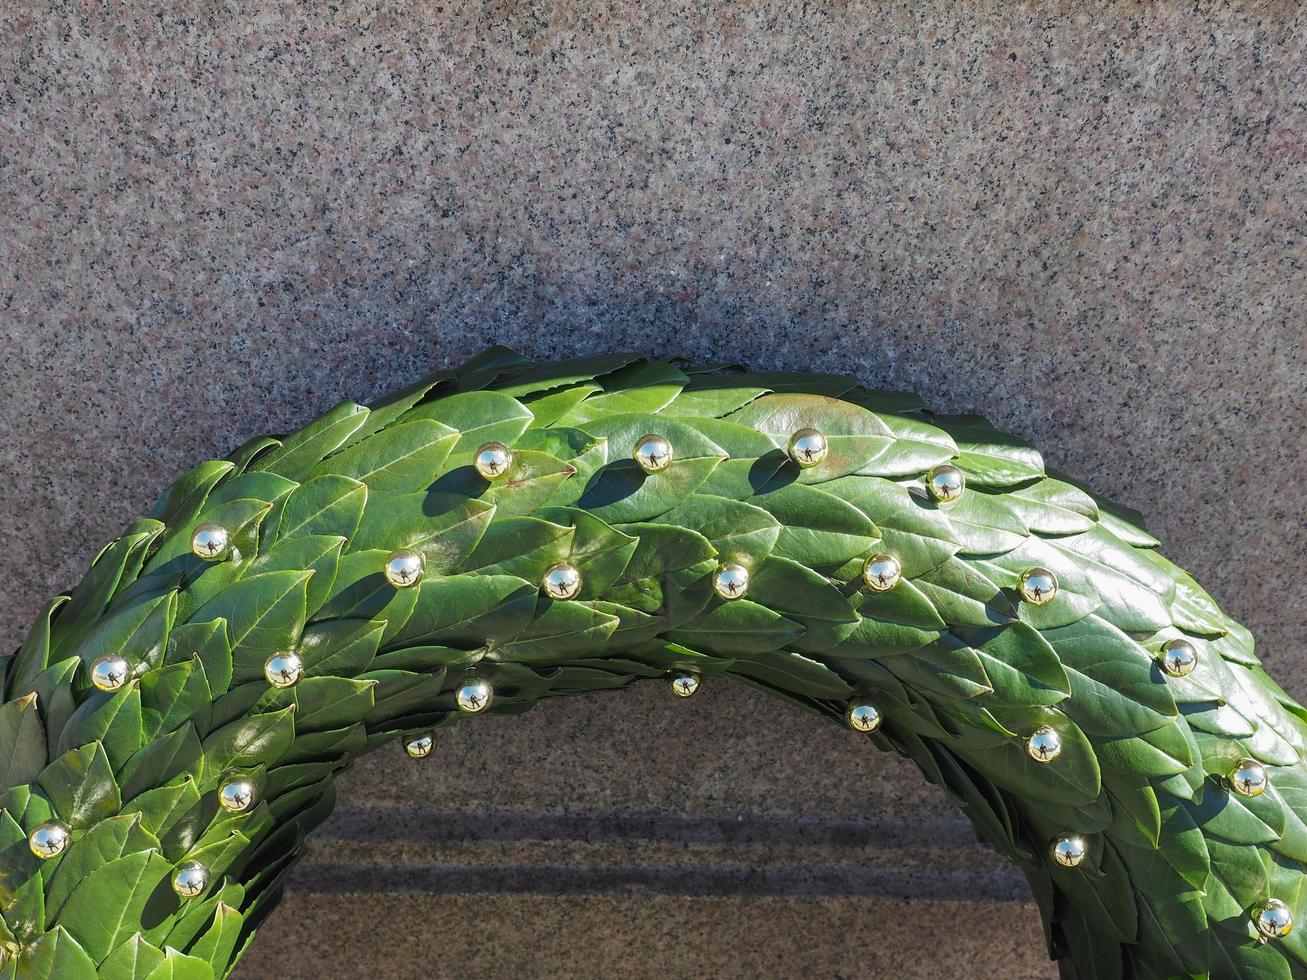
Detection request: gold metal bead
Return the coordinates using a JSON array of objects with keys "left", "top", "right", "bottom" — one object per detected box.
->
[
  {"left": 788, "top": 427, "right": 828, "bottom": 468},
  {"left": 1018, "top": 567, "right": 1058, "bottom": 605},
  {"left": 263, "top": 651, "right": 303, "bottom": 689},
  {"left": 384, "top": 549, "right": 424, "bottom": 589},
  {"left": 633, "top": 434, "right": 674, "bottom": 474},
  {"left": 474, "top": 441, "right": 513, "bottom": 480},
  {"left": 190, "top": 522, "right": 230, "bottom": 561},
  {"left": 925, "top": 464, "right": 965, "bottom": 504},
  {"left": 670, "top": 673, "right": 701, "bottom": 699},
  {"left": 1051, "top": 834, "right": 1087, "bottom": 868},
  {"left": 1230, "top": 759, "right": 1268, "bottom": 798},
  {"left": 404, "top": 732, "right": 436, "bottom": 758},
  {"left": 1026, "top": 726, "right": 1062, "bottom": 763},
  {"left": 1160, "top": 638, "right": 1198, "bottom": 677},
  {"left": 455, "top": 676, "right": 493, "bottom": 713},
  {"left": 542, "top": 563, "right": 582, "bottom": 600},
  {"left": 218, "top": 779, "right": 256, "bottom": 814},
  {"left": 90, "top": 654, "right": 131, "bottom": 692},
  {"left": 28, "top": 821, "right": 71, "bottom": 860},
  {"left": 713, "top": 562, "right": 749, "bottom": 600},
  {"left": 846, "top": 703, "right": 882, "bottom": 733},
  {"left": 1256, "top": 899, "right": 1294, "bottom": 941},
  {"left": 172, "top": 861, "right": 210, "bottom": 899},
  {"left": 861, "top": 554, "right": 902, "bottom": 592}
]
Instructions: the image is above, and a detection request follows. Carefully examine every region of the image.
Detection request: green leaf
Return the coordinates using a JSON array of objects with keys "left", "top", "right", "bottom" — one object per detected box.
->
[
  {"left": 350, "top": 494, "right": 495, "bottom": 569},
  {"left": 247, "top": 535, "right": 345, "bottom": 617},
  {"left": 16, "top": 926, "right": 98, "bottom": 979},
  {"left": 668, "top": 601, "right": 805, "bottom": 656},
  {"left": 272, "top": 475, "right": 367, "bottom": 543},
  {"left": 99, "top": 933, "right": 167, "bottom": 980},
  {"left": 729, "top": 649, "right": 854, "bottom": 699},
  {"left": 460, "top": 517, "right": 574, "bottom": 582},
  {"left": 309, "top": 419, "right": 457, "bottom": 493},
  {"left": 293, "top": 677, "right": 376, "bottom": 732},
  {"left": 191, "top": 571, "right": 311, "bottom": 685},
  {"left": 200, "top": 707, "right": 295, "bottom": 780},
  {"left": 748, "top": 483, "right": 880, "bottom": 568},
  {"left": 165, "top": 620, "right": 232, "bottom": 700},
  {"left": 0, "top": 693, "right": 46, "bottom": 793},
  {"left": 125, "top": 777, "right": 200, "bottom": 839},
  {"left": 253, "top": 400, "right": 370, "bottom": 481},
  {"left": 36, "top": 741, "right": 121, "bottom": 828},
  {"left": 56, "top": 684, "right": 143, "bottom": 770},
  {"left": 186, "top": 902, "right": 242, "bottom": 976},
  {"left": 72, "top": 592, "right": 176, "bottom": 679},
  {"left": 395, "top": 574, "right": 538, "bottom": 647},
  {"left": 119, "top": 724, "right": 202, "bottom": 802},
  {"left": 298, "top": 619, "right": 384, "bottom": 678},
  {"left": 140, "top": 660, "right": 211, "bottom": 741},
  {"left": 659, "top": 495, "right": 780, "bottom": 565},
  {"left": 403, "top": 390, "right": 533, "bottom": 455},
  {"left": 57, "top": 848, "right": 175, "bottom": 962},
  {"left": 960, "top": 623, "right": 1070, "bottom": 708},
  {"left": 45, "top": 813, "right": 159, "bottom": 919}
]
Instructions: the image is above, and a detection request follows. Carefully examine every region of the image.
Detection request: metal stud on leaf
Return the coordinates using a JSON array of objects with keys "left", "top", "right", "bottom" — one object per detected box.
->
[
  {"left": 474, "top": 441, "right": 513, "bottom": 480},
  {"left": 264, "top": 651, "right": 303, "bottom": 689},
  {"left": 846, "top": 703, "right": 882, "bottom": 733},
  {"left": 404, "top": 732, "right": 435, "bottom": 758},
  {"left": 861, "top": 554, "right": 902, "bottom": 592},
  {"left": 542, "top": 563, "right": 582, "bottom": 600},
  {"left": 670, "top": 673, "right": 701, "bottom": 698},
  {"left": 1230, "top": 759, "right": 1268, "bottom": 798},
  {"left": 1051, "top": 834, "right": 1087, "bottom": 868},
  {"left": 788, "top": 427, "right": 828, "bottom": 468},
  {"left": 28, "top": 821, "right": 70, "bottom": 859},
  {"left": 926, "top": 464, "right": 965, "bottom": 504},
  {"left": 90, "top": 654, "right": 131, "bottom": 692},
  {"left": 384, "top": 549, "right": 424, "bottom": 589},
  {"left": 456, "top": 676, "right": 493, "bottom": 713},
  {"left": 1256, "top": 899, "right": 1294, "bottom": 941},
  {"left": 713, "top": 562, "right": 749, "bottom": 600},
  {"left": 633, "top": 433, "right": 673, "bottom": 473},
  {"left": 1026, "top": 726, "right": 1062, "bottom": 763},
  {"left": 1159, "top": 638, "right": 1198, "bottom": 677},
  {"left": 218, "top": 779, "right": 256, "bottom": 814},
  {"left": 173, "top": 861, "right": 210, "bottom": 899},
  {"left": 190, "top": 521, "right": 230, "bottom": 561},
  {"left": 1019, "top": 567, "right": 1058, "bottom": 605}
]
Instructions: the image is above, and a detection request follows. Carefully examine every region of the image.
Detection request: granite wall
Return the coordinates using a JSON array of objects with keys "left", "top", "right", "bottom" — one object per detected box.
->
[{"left": 1, "top": 2, "right": 1304, "bottom": 977}]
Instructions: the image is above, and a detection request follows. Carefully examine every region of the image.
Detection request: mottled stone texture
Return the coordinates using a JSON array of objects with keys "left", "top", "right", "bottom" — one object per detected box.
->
[{"left": 1, "top": 1, "right": 1303, "bottom": 976}]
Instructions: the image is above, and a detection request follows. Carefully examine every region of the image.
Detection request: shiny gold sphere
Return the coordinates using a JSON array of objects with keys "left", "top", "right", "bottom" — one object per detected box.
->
[
  {"left": 455, "top": 676, "right": 493, "bottom": 713},
  {"left": 542, "top": 563, "right": 582, "bottom": 600},
  {"left": 670, "top": 673, "right": 701, "bottom": 698},
  {"left": 90, "top": 654, "right": 131, "bottom": 692},
  {"left": 846, "top": 703, "right": 883, "bottom": 733},
  {"left": 263, "top": 651, "right": 303, "bottom": 689},
  {"left": 404, "top": 732, "right": 436, "bottom": 758},
  {"left": 1230, "top": 759, "right": 1268, "bottom": 798},
  {"left": 788, "top": 427, "right": 829, "bottom": 468},
  {"left": 172, "top": 861, "right": 210, "bottom": 899},
  {"left": 1160, "top": 638, "right": 1198, "bottom": 677},
  {"left": 1051, "top": 834, "right": 1088, "bottom": 868},
  {"left": 1256, "top": 899, "right": 1294, "bottom": 940},
  {"left": 190, "top": 522, "right": 230, "bottom": 561},
  {"left": 713, "top": 562, "right": 749, "bottom": 601},
  {"left": 218, "top": 779, "right": 256, "bottom": 814},
  {"left": 474, "top": 441, "right": 513, "bottom": 480},
  {"left": 1026, "top": 726, "right": 1063, "bottom": 763},
  {"left": 925, "top": 464, "right": 965, "bottom": 504},
  {"left": 1019, "top": 567, "right": 1058, "bottom": 606},
  {"left": 861, "top": 554, "right": 902, "bottom": 592},
  {"left": 633, "top": 433, "right": 674, "bottom": 474},
  {"left": 28, "top": 820, "right": 71, "bottom": 860},
  {"left": 384, "top": 549, "right": 424, "bottom": 589}
]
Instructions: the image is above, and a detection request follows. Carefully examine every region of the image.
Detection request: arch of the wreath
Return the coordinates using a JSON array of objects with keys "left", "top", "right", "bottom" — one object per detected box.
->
[{"left": 2, "top": 348, "right": 1305, "bottom": 980}]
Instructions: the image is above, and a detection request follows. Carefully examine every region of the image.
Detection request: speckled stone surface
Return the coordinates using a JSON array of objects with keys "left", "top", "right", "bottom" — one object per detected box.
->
[{"left": 1, "top": 1, "right": 1304, "bottom": 977}]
